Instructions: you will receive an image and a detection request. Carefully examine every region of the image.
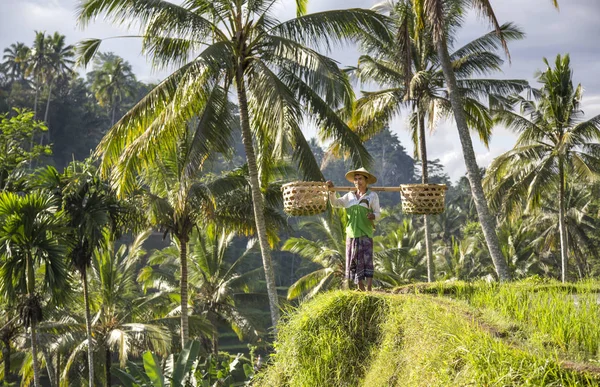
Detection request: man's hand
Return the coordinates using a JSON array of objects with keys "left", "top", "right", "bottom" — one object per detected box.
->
[
  {"left": 326, "top": 180, "right": 334, "bottom": 189},
  {"left": 367, "top": 213, "right": 375, "bottom": 220}
]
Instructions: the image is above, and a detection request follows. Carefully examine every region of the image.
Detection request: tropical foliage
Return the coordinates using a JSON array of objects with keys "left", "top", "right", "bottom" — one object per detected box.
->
[{"left": 6, "top": 0, "right": 600, "bottom": 385}]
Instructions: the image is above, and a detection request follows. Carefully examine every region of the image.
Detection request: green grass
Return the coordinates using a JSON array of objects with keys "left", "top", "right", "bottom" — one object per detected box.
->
[
  {"left": 254, "top": 286, "right": 600, "bottom": 387},
  {"left": 395, "top": 279, "right": 600, "bottom": 362}
]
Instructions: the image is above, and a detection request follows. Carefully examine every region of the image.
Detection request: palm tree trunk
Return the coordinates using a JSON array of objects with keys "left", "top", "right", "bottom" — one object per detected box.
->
[
  {"left": 82, "top": 268, "right": 95, "bottom": 387},
  {"left": 111, "top": 104, "right": 116, "bottom": 127},
  {"left": 558, "top": 159, "right": 568, "bottom": 282},
  {"left": 33, "top": 78, "right": 40, "bottom": 120},
  {"left": 105, "top": 347, "right": 111, "bottom": 387},
  {"left": 26, "top": 254, "right": 41, "bottom": 387},
  {"left": 42, "top": 347, "right": 57, "bottom": 387},
  {"left": 2, "top": 338, "right": 10, "bottom": 384},
  {"left": 43, "top": 80, "right": 54, "bottom": 144},
  {"left": 30, "top": 324, "right": 41, "bottom": 387},
  {"left": 209, "top": 314, "right": 219, "bottom": 355},
  {"left": 56, "top": 352, "right": 60, "bottom": 387},
  {"left": 179, "top": 236, "right": 189, "bottom": 346},
  {"left": 44, "top": 80, "right": 53, "bottom": 123},
  {"left": 435, "top": 35, "right": 510, "bottom": 282},
  {"left": 235, "top": 65, "right": 281, "bottom": 328},
  {"left": 418, "top": 110, "right": 434, "bottom": 283}
]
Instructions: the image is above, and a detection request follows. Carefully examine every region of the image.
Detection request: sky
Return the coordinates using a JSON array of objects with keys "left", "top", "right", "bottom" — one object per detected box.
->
[{"left": 1, "top": 0, "right": 600, "bottom": 181}]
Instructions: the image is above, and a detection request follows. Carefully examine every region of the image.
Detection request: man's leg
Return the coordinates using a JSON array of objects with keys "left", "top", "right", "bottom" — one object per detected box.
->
[
  {"left": 357, "top": 281, "right": 365, "bottom": 291},
  {"left": 366, "top": 278, "right": 372, "bottom": 291}
]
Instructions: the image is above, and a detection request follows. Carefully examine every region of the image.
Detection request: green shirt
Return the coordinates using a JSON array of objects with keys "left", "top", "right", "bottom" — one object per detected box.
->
[{"left": 329, "top": 190, "right": 380, "bottom": 238}]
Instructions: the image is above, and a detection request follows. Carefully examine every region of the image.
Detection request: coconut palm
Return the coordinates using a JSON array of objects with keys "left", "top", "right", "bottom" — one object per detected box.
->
[
  {"left": 351, "top": 0, "right": 526, "bottom": 282},
  {"left": 282, "top": 209, "right": 348, "bottom": 300},
  {"left": 27, "top": 32, "right": 52, "bottom": 120},
  {"left": 133, "top": 118, "right": 287, "bottom": 346},
  {"left": 0, "top": 190, "right": 70, "bottom": 387},
  {"left": 42, "top": 33, "right": 75, "bottom": 129},
  {"left": 405, "top": 0, "right": 560, "bottom": 281},
  {"left": 89, "top": 53, "right": 137, "bottom": 126},
  {"left": 2, "top": 42, "right": 31, "bottom": 83},
  {"left": 485, "top": 54, "right": 600, "bottom": 282},
  {"left": 533, "top": 185, "right": 599, "bottom": 279},
  {"left": 138, "top": 131, "right": 235, "bottom": 347},
  {"left": 76, "top": 0, "right": 391, "bottom": 327},
  {"left": 140, "top": 225, "right": 260, "bottom": 355}
]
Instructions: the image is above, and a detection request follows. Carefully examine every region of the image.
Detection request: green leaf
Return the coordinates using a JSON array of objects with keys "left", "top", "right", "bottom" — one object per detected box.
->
[
  {"left": 111, "top": 366, "right": 140, "bottom": 387},
  {"left": 296, "top": 0, "right": 307, "bottom": 17},
  {"left": 172, "top": 340, "right": 201, "bottom": 383},
  {"left": 143, "top": 351, "right": 165, "bottom": 387},
  {"left": 75, "top": 38, "right": 102, "bottom": 68},
  {"left": 126, "top": 360, "right": 153, "bottom": 385}
]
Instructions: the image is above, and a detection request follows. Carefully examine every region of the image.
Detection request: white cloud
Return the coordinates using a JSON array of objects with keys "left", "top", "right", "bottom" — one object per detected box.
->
[{"left": 2, "top": 0, "right": 600, "bottom": 185}]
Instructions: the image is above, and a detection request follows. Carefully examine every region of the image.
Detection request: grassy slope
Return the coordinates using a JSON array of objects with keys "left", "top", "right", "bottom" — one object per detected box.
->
[{"left": 255, "top": 283, "right": 600, "bottom": 386}]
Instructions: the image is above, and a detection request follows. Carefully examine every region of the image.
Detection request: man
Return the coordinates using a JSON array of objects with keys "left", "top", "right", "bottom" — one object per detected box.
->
[{"left": 327, "top": 168, "right": 380, "bottom": 291}]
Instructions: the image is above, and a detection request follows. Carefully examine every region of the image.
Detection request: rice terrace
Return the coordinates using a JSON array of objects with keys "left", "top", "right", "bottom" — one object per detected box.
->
[{"left": 0, "top": 0, "right": 600, "bottom": 386}]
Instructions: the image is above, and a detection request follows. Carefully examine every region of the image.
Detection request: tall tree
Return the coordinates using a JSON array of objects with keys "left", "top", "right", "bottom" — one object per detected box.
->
[
  {"left": 42, "top": 33, "right": 75, "bottom": 131},
  {"left": 56, "top": 231, "right": 172, "bottom": 387},
  {"left": 76, "top": 0, "right": 391, "bottom": 327},
  {"left": 352, "top": 0, "right": 526, "bottom": 282},
  {"left": 2, "top": 42, "right": 31, "bottom": 82},
  {"left": 408, "top": 0, "right": 561, "bottom": 282},
  {"left": 0, "top": 191, "right": 69, "bottom": 387},
  {"left": 60, "top": 160, "right": 123, "bottom": 387},
  {"left": 27, "top": 32, "right": 52, "bottom": 120},
  {"left": 88, "top": 53, "right": 136, "bottom": 126},
  {"left": 485, "top": 54, "right": 600, "bottom": 282},
  {"left": 142, "top": 226, "right": 260, "bottom": 355}
]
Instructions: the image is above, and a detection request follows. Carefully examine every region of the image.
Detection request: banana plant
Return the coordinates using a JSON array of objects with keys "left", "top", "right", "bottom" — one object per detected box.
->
[{"left": 112, "top": 340, "right": 249, "bottom": 387}]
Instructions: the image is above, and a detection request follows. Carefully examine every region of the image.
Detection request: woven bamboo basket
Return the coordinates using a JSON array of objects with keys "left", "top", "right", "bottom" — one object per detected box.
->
[
  {"left": 400, "top": 184, "right": 447, "bottom": 215},
  {"left": 281, "top": 181, "right": 329, "bottom": 216}
]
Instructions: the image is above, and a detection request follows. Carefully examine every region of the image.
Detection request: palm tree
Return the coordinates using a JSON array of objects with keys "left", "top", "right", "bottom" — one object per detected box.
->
[
  {"left": 374, "top": 218, "right": 427, "bottom": 285},
  {"left": 76, "top": 0, "right": 391, "bottom": 327},
  {"left": 405, "top": 0, "right": 560, "bottom": 281},
  {"left": 27, "top": 32, "right": 52, "bottom": 120},
  {"left": 141, "top": 225, "right": 260, "bottom": 355},
  {"left": 525, "top": 185, "right": 599, "bottom": 279},
  {"left": 139, "top": 133, "right": 232, "bottom": 347},
  {"left": 89, "top": 53, "right": 137, "bottom": 126},
  {"left": 2, "top": 42, "right": 31, "bottom": 82},
  {"left": 0, "top": 191, "right": 70, "bottom": 387},
  {"left": 282, "top": 209, "right": 348, "bottom": 300},
  {"left": 485, "top": 55, "right": 600, "bottom": 283},
  {"left": 55, "top": 231, "right": 173, "bottom": 386},
  {"left": 60, "top": 160, "right": 123, "bottom": 387},
  {"left": 42, "top": 33, "right": 75, "bottom": 130},
  {"left": 0, "top": 305, "right": 20, "bottom": 384},
  {"left": 351, "top": 0, "right": 526, "bottom": 282},
  {"left": 131, "top": 120, "right": 283, "bottom": 346}
]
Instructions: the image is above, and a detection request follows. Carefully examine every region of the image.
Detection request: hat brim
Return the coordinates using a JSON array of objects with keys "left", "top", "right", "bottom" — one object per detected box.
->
[{"left": 345, "top": 170, "right": 377, "bottom": 185}]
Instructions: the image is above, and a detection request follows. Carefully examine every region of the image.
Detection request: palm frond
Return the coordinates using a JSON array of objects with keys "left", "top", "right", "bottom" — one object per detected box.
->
[
  {"left": 272, "top": 9, "right": 392, "bottom": 53},
  {"left": 287, "top": 268, "right": 334, "bottom": 300}
]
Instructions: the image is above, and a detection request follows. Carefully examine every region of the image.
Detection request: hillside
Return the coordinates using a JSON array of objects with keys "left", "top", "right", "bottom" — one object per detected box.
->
[{"left": 255, "top": 282, "right": 600, "bottom": 386}]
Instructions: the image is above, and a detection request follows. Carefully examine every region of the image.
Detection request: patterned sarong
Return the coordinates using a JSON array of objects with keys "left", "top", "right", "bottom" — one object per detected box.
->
[{"left": 345, "top": 236, "right": 374, "bottom": 284}]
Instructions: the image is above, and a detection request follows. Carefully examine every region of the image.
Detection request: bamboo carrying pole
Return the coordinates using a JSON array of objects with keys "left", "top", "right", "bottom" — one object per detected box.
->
[{"left": 328, "top": 186, "right": 403, "bottom": 192}]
